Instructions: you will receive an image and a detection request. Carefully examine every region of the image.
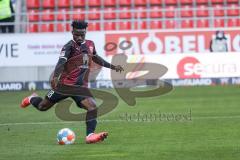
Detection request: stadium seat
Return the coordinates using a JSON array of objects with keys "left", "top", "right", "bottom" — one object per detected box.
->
[
  {"left": 227, "top": 0, "right": 239, "bottom": 3},
  {"left": 119, "top": 0, "right": 131, "bottom": 6},
  {"left": 88, "top": 8, "right": 100, "bottom": 20},
  {"left": 181, "top": 19, "right": 194, "bottom": 28},
  {"left": 88, "top": 22, "right": 100, "bottom": 31},
  {"left": 165, "top": 0, "right": 177, "bottom": 5},
  {"left": 58, "top": 0, "right": 70, "bottom": 8},
  {"left": 134, "top": 6, "right": 147, "bottom": 19},
  {"left": 181, "top": 5, "right": 193, "bottom": 17},
  {"left": 89, "top": 0, "right": 101, "bottom": 7},
  {"left": 104, "top": 22, "right": 116, "bottom": 30},
  {"left": 119, "top": 7, "right": 132, "bottom": 19},
  {"left": 150, "top": 20, "right": 163, "bottom": 29},
  {"left": 28, "top": 9, "right": 39, "bottom": 22},
  {"left": 41, "top": 9, "right": 55, "bottom": 21},
  {"left": 196, "top": 0, "right": 208, "bottom": 4},
  {"left": 28, "top": 23, "right": 38, "bottom": 32},
  {"left": 73, "top": 0, "right": 85, "bottom": 7},
  {"left": 227, "top": 18, "right": 239, "bottom": 27},
  {"left": 149, "top": 0, "right": 162, "bottom": 5},
  {"left": 165, "top": 5, "right": 176, "bottom": 18},
  {"left": 211, "top": 0, "right": 224, "bottom": 3},
  {"left": 227, "top": 4, "right": 239, "bottom": 16},
  {"left": 104, "top": 0, "right": 116, "bottom": 6},
  {"left": 72, "top": 8, "right": 85, "bottom": 20},
  {"left": 196, "top": 19, "right": 209, "bottom": 27},
  {"left": 213, "top": 4, "right": 224, "bottom": 17},
  {"left": 57, "top": 9, "right": 70, "bottom": 21},
  {"left": 40, "top": 23, "right": 54, "bottom": 32},
  {"left": 134, "top": 0, "right": 147, "bottom": 6},
  {"left": 26, "top": 0, "right": 40, "bottom": 9},
  {"left": 56, "top": 23, "right": 67, "bottom": 32},
  {"left": 66, "top": 23, "right": 71, "bottom": 31},
  {"left": 196, "top": 5, "right": 209, "bottom": 17},
  {"left": 118, "top": 21, "right": 132, "bottom": 30},
  {"left": 165, "top": 20, "right": 176, "bottom": 28},
  {"left": 180, "top": 0, "right": 193, "bottom": 4},
  {"left": 104, "top": 7, "right": 116, "bottom": 19},
  {"left": 150, "top": 6, "right": 162, "bottom": 18},
  {"left": 42, "top": 0, "right": 55, "bottom": 8},
  {"left": 214, "top": 19, "right": 225, "bottom": 27},
  {"left": 134, "top": 21, "right": 147, "bottom": 29}
]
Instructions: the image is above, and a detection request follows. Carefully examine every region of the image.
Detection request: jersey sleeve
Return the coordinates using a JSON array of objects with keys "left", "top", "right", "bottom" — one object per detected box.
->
[{"left": 59, "top": 41, "right": 72, "bottom": 60}]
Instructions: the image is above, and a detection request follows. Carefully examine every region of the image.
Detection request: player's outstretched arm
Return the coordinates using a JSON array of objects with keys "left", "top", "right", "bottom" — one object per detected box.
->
[{"left": 92, "top": 54, "right": 124, "bottom": 73}]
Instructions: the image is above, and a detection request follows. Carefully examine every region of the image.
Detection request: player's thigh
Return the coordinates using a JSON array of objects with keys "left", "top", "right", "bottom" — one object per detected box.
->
[
  {"left": 45, "top": 89, "right": 68, "bottom": 104},
  {"left": 72, "top": 96, "right": 96, "bottom": 111}
]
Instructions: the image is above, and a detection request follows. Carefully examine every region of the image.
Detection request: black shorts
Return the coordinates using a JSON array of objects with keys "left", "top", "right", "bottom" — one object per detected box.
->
[{"left": 45, "top": 89, "right": 93, "bottom": 108}]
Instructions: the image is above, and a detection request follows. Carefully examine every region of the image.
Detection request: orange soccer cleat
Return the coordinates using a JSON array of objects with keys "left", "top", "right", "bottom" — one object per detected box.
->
[
  {"left": 20, "top": 93, "right": 38, "bottom": 108},
  {"left": 85, "top": 132, "right": 108, "bottom": 144}
]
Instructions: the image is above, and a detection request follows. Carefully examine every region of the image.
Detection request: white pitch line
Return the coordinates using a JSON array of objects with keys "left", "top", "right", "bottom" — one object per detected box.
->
[{"left": 1, "top": 115, "right": 240, "bottom": 126}]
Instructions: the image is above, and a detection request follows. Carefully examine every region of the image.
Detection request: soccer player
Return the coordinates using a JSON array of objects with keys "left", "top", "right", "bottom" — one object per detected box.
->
[{"left": 20, "top": 20, "right": 124, "bottom": 144}]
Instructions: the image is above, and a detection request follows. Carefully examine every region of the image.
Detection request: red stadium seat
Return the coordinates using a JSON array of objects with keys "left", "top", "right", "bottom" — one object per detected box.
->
[
  {"left": 212, "top": 0, "right": 224, "bottom": 3},
  {"left": 196, "top": 5, "right": 209, "bottom": 17},
  {"left": 196, "top": 0, "right": 208, "bottom": 3},
  {"left": 88, "top": 22, "right": 100, "bottom": 31},
  {"left": 165, "top": 0, "right": 177, "bottom": 5},
  {"left": 56, "top": 23, "right": 67, "bottom": 32},
  {"left": 165, "top": 5, "right": 176, "bottom": 18},
  {"left": 149, "top": 0, "right": 162, "bottom": 5},
  {"left": 197, "top": 19, "right": 209, "bottom": 27},
  {"left": 180, "top": 0, "right": 193, "bottom": 4},
  {"left": 73, "top": 0, "right": 85, "bottom": 7},
  {"left": 150, "top": 6, "right": 162, "bottom": 18},
  {"left": 134, "top": 6, "right": 147, "bottom": 18},
  {"left": 40, "top": 23, "right": 54, "bottom": 32},
  {"left": 134, "top": 21, "right": 147, "bottom": 29},
  {"left": 181, "top": 19, "right": 194, "bottom": 28},
  {"left": 41, "top": 9, "right": 54, "bottom": 21},
  {"left": 66, "top": 23, "right": 71, "bottom": 31},
  {"left": 227, "top": 4, "right": 239, "bottom": 16},
  {"left": 119, "top": 0, "right": 131, "bottom": 6},
  {"left": 104, "top": 22, "right": 116, "bottom": 30},
  {"left": 26, "top": 0, "right": 40, "bottom": 8},
  {"left": 88, "top": 8, "right": 100, "bottom": 20},
  {"left": 57, "top": 9, "right": 70, "bottom": 21},
  {"left": 214, "top": 19, "right": 225, "bottom": 27},
  {"left": 89, "top": 0, "right": 101, "bottom": 7},
  {"left": 118, "top": 21, "right": 132, "bottom": 30},
  {"left": 42, "top": 0, "right": 55, "bottom": 8},
  {"left": 104, "top": 7, "right": 116, "bottom": 19},
  {"left": 58, "top": 0, "right": 70, "bottom": 8},
  {"left": 72, "top": 8, "right": 85, "bottom": 20},
  {"left": 150, "top": 21, "right": 163, "bottom": 29},
  {"left": 213, "top": 4, "right": 224, "bottom": 17},
  {"left": 227, "top": 0, "right": 239, "bottom": 3},
  {"left": 28, "top": 23, "right": 38, "bottom": 32},
  {"left": 181, "top": 5, "right": 193, "bottom": 17},
  {"left": 134, "top": 0, "right": 147, "bottom": 6},
  {"left": 119, "top": 7, "right": 132, "bottom": 19},
  {"left": 227, "top": 18, "right": 239, "bottom": 27},
  {"left": 104, "top": 0, "right": 116, "bottom": 6},
  {"left": 165, "top": 20, "right": 176, "bottom": 28},
  {"left": 28, "top": 9, "right": 39, "bottom": 22}
]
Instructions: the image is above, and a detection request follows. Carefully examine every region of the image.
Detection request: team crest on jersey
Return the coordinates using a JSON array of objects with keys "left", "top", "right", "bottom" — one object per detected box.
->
[{"left": 89, "top": 46, "right": 94, "bottom": 54}]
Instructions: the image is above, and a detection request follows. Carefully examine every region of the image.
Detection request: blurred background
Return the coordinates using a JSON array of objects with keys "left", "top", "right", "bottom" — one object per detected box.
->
[{"left": 0, "top": 0, "right": 239, "bottom": 90}]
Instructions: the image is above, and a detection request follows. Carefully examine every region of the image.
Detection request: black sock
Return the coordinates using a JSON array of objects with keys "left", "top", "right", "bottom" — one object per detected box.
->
[
  {"left": 30, "top": 97, "right": 43, "bottom": 110},
  {"left": 86, "top": 109, "right": 97, "bottom": 136}
]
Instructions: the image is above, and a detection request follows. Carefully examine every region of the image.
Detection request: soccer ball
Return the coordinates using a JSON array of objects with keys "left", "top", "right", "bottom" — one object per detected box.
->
[{"left": 57, "top": 128, "right": 76, "bottom": 145}]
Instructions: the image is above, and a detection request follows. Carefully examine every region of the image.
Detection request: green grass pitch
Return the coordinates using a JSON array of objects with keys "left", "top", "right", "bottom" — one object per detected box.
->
[{"left": 0, "top": 85, "right": 240, "bottom": 160}]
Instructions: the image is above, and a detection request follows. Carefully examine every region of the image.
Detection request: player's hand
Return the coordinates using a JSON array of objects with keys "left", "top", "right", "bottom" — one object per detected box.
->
[
  {"left": 51, "top": 77, "right": 59, "bottom": 89},
  {"left": 114, "top": 65, "right": 124, "bottom": 73}
]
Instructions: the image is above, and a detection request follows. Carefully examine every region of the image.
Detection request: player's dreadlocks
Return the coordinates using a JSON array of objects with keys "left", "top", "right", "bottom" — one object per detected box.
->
[{"left": 71, "top": 20, "right": 88, "bottom": 29}]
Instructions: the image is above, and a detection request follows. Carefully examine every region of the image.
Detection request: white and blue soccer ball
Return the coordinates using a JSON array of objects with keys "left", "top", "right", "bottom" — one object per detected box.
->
[{"left": 57, "top": 128, "right": 76, "bottom": 145}]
